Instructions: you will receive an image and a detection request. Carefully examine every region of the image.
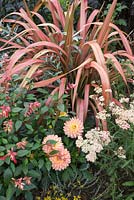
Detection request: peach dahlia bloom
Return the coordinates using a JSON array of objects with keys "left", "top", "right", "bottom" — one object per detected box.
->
[
  {"left": 42, "top": 135, "right": 64, "bottom": 155},
  {"left": 49, "top": 148, "right": 71, "bottom": 171},
  {"left": 63, "top": 117, "right": 84, "bottom": 138}
]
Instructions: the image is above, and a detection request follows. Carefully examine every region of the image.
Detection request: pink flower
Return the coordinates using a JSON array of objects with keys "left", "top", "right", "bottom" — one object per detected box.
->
[
  {"left": 49, "top": 148, "right": 71, "bottom": 171},
  {"left": 0, "top": 105, "right": 11, "bottom": 118},
  {"left": 16, "top": 140, "right": 27, "bottom": 149},
  {"left": 0, "top": 155, "right": 8, "bottom": 161},
  {"left": 25, "top": 101, "right": 41, "bottom": 116},
  {"left": 12, "top": 178, "right": 25, "bottom": 190},
  {"left": 63, "top": 117, "right": 84, "bottom": 138},
  {"left": 0, "top": 149, "right": 17, "bottom": 164},
  {"left": 3, "top": 119, "right": 13, "bottom": 132},
  {"left": 23, "top": 176, "right": 32, "bottom": 185},
  {"left": 42, "top": 135, "right": 64, "bottom": 155},
  {"left": 7, "top": 149, "right": 17, "bottom": 164}
]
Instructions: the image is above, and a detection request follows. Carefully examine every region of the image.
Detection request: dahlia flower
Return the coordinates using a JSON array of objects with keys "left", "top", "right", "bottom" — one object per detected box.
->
[
  {"left": 63, "top": 117, "right": 84, "bottom": 138},
  {"left": 42, "top": 135, "right": 64, "bottom": 155},
  {"left": 49, "top": 148, "right": 71, "bottom": 171}
]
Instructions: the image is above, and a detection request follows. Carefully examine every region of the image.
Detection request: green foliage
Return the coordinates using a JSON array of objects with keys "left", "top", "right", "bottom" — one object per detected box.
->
[{"left": 102, "top": 2, "right": 127, "bottom": 26}]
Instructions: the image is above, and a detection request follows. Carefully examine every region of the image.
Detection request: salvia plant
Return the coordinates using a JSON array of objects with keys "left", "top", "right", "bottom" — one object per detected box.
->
[{"left": 0, "top": 0, "right": 133, "bottom": 126}]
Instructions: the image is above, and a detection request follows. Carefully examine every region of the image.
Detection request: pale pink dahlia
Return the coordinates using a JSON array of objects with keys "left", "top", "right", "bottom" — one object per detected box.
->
[
  {"left": 49, "top": 148, "right": 71, "bottom": 171},
  {"left": 63, "top": 117, "right": 84, "bottom": 138},
  {"left": 42, "top": 135, "right": 64, "bottom": 155}
]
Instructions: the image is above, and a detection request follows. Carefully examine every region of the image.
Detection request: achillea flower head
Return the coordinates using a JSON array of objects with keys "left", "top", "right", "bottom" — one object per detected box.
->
[
  {"left": 76, "top": 128, "right": 111, "bottom": 163},
  {"left": 115, "top": 119, "right": 130, "bottom": 130},
  {"left": 3, "top": 119, "right": 13, "bottom": 132},
  {"left": 49, "top": 148, "right": 71, "bottom": 171},
  {"left": 86, "top": 151, "right": 97, "bottom": 163},
  {"left": 114, "top": 146, "right": 126, "bottom": 159},
  {"left": 42, "top": 135, "right": 64, "bottom": 155},
  {"left": 16, "top": 140, "right": 27, "bottom": 149},
  {"left": 63, "top": 117, "right": 84, "bottom": 138}
]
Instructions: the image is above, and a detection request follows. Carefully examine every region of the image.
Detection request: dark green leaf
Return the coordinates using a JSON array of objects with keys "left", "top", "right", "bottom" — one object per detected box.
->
[
  {"left": 0, "top": 196, "right": 6, "bottom": 200},
  {"left": 10, "top": 163, "right": 15, "bottom": 173},
  {"left": 49, "top": 150, "right": 59, "bottom": 155},
  {"left": 57, "top": 104, "right": 65, "bottom": 112},
  {"left": 28, "top": 170, "right": 41, "bottom": 179},
  {"left": 40, "top": 106, "right": 48, "bottom": 114},
  {"left": 15, "top": 120, "right": 22, "bottom": 131},
  {"left": 0, "top": 160, "right": 4, "bottom": 166},
  {"left": 6, "top": 184, "right": 15, "bottom": 200},
  {"left": 46, "top": 160, "right": 51, "bottom": 171},
  {"left": 25, "top": 191, "right": 33, "bottom": 200},
  {"left": 46, "top": 140, "right": 57, "bottom": 145},
  {"left": 0, "top": 146, "right": 6, "bottom": 151},
  {"left": 31, "top": 143, "right": 41, "bottom": 150},
  {"left": 17, "top": 150, "right": 29, "bottom": 157},
  {"left": 25, "top": 124, "right": 33, "bottom": 131},
  {"left": 2, "top": 138, "right": 8, "bottom": 144},
  {"left": 14, "top": 166, "right": 22, "bottom": 176},
  {"left": 4, "top": 168, "right": 12, "bottom": 181},
  {"left": 38, "top": 159, "right": 44, "bottom": 169},
  {"left": 122, "top": 181, "right": 134, "bottom": 187},
  {"left": 12, "top": 107, "right": 22, "bottom": 112}
]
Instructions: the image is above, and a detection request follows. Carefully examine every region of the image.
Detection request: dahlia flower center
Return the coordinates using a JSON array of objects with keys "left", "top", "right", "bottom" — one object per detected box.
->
[{"left": 70, "top": 124, "right": 78, "bottom": 131}]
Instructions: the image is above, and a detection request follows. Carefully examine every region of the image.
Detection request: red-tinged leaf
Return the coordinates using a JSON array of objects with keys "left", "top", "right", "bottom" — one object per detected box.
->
[
  {"left": 85, "top": 9, "right": 100, "bottom": 35},
  {"left": 20, "top": 62, "right": 47, "bottom": 88},
  {"left": 0, "top": 38, "right": 23, "bottom": 50},
  {"left": 0, "top": 28, "right": 32, "bottom": 50},
  {"left": 110, "top": 23, "right": 133, "bottom": 55},
  {"left": 3, "top": 18, "right": 29, "bottom": 30},
  {"left": 45, "top": 87, "right": 59, "bottom": 106},
  {"left": 58, "top": 78, "right": 66, "bottom": 99},
  {"left": 23, "top": 0, "right": 33, "bottom": 20},
  {"left": 47, "top": 0, "right": 59, "bottom": 27},
  {"left": 83, "top": 84, "right": 90, "bottom": 121},
  {"left": 33, "top": 74, "right": 66, "bottom": 88},
  {"left": 76, "top": 98, "right": 84, "bottom": 122},
  {"left": 32, "top": 0, "right": 43, "bottom": 13},
  {"left": 11, "top": 59, "right": 44, "bottom": 75},
  {"left": 80, "top": 0, "right": 88, "bottom": 44},
  {"left": 97, "top": 0, "right": 117, "bottom": 46},
  {"left": 31, "top": 11, "right": 46, "bottom": 23},
  {"left": 6, "top": 49, "right": 33, "bottom": 72},
  {"left": 26, "top": 41, "right": 67, "bottom": 57},
  {"left": 51, "top": 0, "right": 65, "bottom": 28},
  {"left": 113, "top": 51, "right": 134, "bottom": 65},
  {"left": 85, "top": 61, "right": 112, "bottom": 105},
  {"left": 112, "top": 98, "right": 123, "bottom": 107},
  {"left": 83, "top": 41, "right": 107, "bottom": 71},
  {"left": 19, "top": 8, "right": 49, "bottom": 41},
  {"left": 33, "top": 49, "right": 57, "bottom": 59},
  {"left": 38, "top": 23, "right": 62, "bottom": 35},
  {"left": 104, "top": 53, "right": 128, "bottom": 85},
  {"left": 72, "top": 67, "right": 83, "bottom": 111},
  {"left": 33, "top": 57, "right": 92, "bottom": 89}
]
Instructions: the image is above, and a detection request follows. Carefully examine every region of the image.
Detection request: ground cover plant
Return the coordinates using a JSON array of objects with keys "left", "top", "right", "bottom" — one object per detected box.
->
[{"left": 0, "top": 0, "right": 134, "bottom": 199}]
